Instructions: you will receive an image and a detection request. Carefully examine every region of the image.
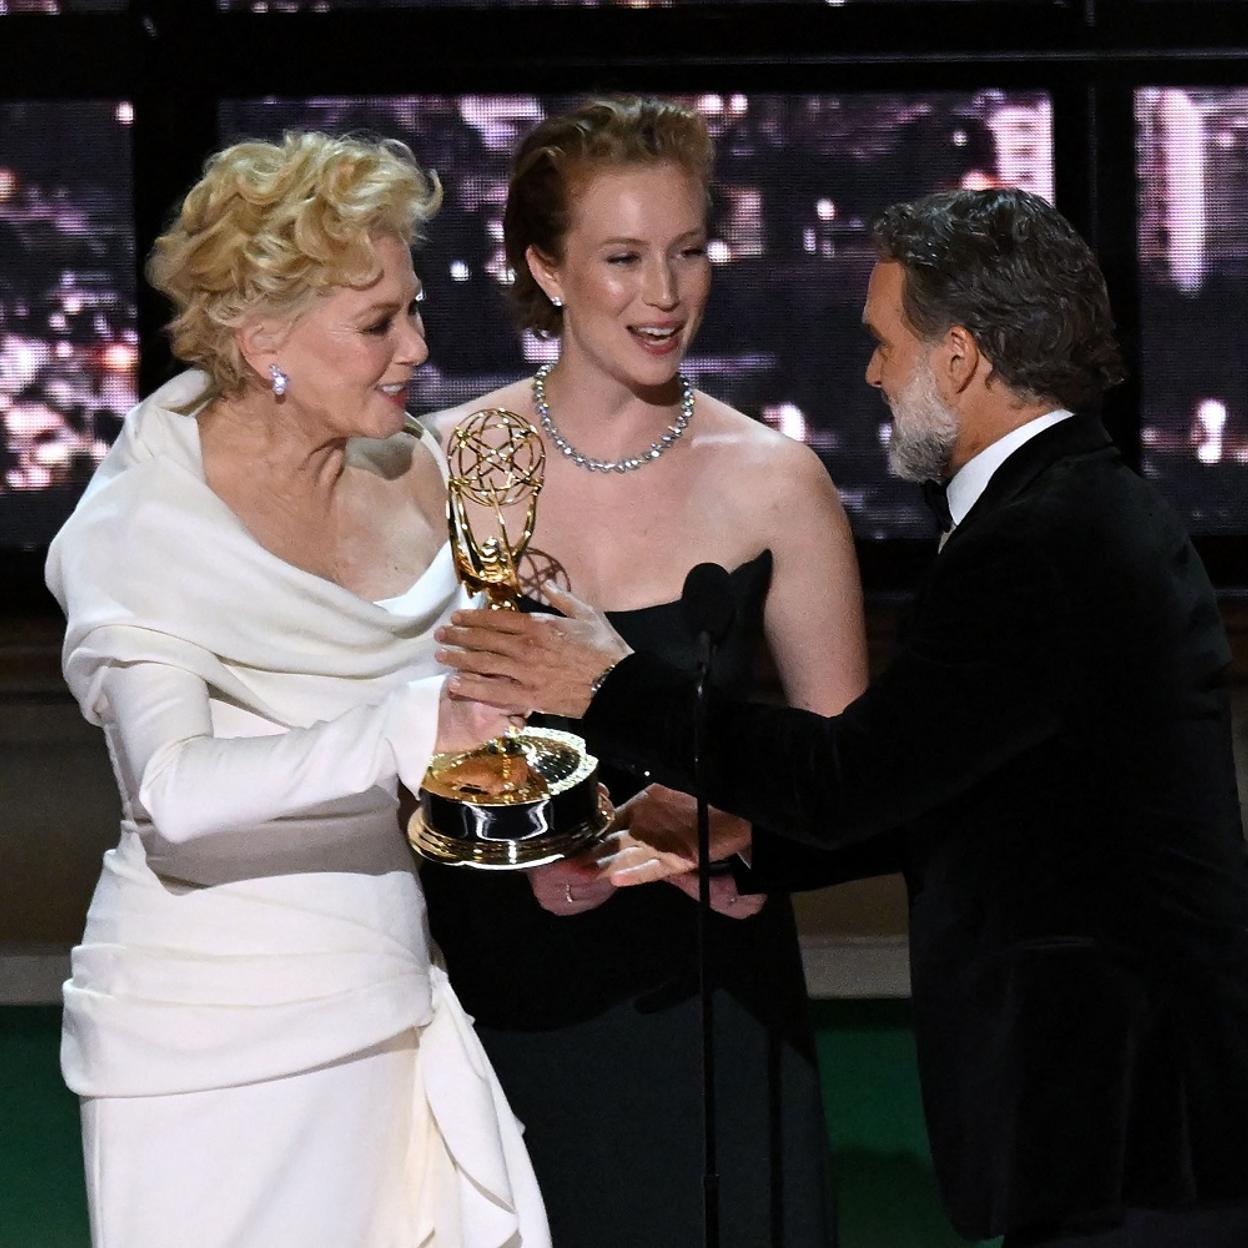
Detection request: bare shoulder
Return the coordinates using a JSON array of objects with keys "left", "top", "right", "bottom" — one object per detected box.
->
[
  {"left": 694, "top": 391, "right": 843, "bottom": 510},
  {"left": 426, "top": 379, "right": 534, "bottom": 448}
]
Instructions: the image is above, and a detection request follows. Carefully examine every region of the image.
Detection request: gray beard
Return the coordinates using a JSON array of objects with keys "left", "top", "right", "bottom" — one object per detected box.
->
[{"left": 886, "top": 361, "right": 960, "bottom": 483}]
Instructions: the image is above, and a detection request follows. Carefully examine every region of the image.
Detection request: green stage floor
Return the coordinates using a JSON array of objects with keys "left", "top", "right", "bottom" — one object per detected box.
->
[{"left": 0, "top": 1001, "right": 998, "bottom": 1248}]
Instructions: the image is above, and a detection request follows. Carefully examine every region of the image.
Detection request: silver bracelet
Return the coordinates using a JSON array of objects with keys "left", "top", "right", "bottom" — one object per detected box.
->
[{"left": 588, "top": 658, "right": 623, "bottom": 697}]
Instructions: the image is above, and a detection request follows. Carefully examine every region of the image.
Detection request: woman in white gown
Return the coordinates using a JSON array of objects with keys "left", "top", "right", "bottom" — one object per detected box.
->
[{"left": 45, "top": 132, "right": 549, "bottom": 1248}]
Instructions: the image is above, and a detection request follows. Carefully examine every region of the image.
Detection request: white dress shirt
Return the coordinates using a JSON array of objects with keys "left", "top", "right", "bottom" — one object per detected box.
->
[{"left": 944, "top": 408, "right": 1075, "bottom": 535}]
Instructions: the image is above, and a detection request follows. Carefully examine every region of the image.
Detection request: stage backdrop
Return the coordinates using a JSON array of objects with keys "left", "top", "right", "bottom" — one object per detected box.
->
[{"left": 220, "top": 90, "right": 1054, "bottom": 541}]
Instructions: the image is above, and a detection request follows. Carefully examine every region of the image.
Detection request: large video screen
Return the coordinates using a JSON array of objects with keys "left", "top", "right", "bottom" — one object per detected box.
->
[
  {"left": 0, "top": 1, "right": 127, "bottom": 11},
  {"left": 0, "top": 101, "right": 136, "bottom": 548},
  {"left": 218, "top": 0, "right": 1045, "bottom": 10},
  {"left": 221, "top": 92, "right": 1053, "bottom": 538},
  {"left": 1137, "top": 87, "right": 1248, "bottom": 535}
]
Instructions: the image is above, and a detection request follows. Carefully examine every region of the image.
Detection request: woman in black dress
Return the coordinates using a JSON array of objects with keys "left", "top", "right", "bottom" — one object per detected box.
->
[{"left": 422, "top": 96, "right": 867, "bottom": 1247}]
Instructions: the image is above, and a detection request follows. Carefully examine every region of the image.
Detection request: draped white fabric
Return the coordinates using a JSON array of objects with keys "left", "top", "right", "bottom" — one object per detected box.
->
[
  {"left": 46, "top": 372, "right": 549, "bottom": 1247},
  {"left": 47, "top": 370, "right": 458, "bottom": 732}
]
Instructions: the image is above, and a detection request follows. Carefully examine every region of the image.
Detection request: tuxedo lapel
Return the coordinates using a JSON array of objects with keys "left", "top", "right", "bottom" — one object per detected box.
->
[
  {"left": 905, "top": 417, "right": 1115, "bottom": 628},
  {"left": 943, "top": 416, "right": 1116, "bottom": 549}
]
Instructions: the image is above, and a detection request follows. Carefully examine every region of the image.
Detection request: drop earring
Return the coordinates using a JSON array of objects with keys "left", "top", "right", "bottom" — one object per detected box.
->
[{"left": 269, "top": 364, "right": 289, "bottom": 398}]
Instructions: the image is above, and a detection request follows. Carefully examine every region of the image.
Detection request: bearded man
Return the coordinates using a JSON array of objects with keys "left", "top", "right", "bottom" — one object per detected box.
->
[{"left": 436, "top": 189, "right": 1248, "bottom": 1248}]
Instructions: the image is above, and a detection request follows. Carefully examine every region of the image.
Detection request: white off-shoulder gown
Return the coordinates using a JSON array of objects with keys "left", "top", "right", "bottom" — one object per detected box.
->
[{"left": 45, "top": 372, "right": 549, "bottom": 1248}]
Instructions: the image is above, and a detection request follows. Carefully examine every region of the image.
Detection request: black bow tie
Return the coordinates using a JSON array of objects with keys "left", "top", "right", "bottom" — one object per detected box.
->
[{"left": 921, "top": 478, "right": 953, "bottom": 533}]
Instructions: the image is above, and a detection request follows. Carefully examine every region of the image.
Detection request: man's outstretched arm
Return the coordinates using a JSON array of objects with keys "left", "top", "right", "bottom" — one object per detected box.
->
[{"left": 436, "top": 526, "right": 1069, "bottom": 857}]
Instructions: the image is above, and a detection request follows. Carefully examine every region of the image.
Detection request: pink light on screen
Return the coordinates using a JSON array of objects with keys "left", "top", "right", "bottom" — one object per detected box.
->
[{"left": 1158, "top": 89, "right": 1207, "bottom": 296}]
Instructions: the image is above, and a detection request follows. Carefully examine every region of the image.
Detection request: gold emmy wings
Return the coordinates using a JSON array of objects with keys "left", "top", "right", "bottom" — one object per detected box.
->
[{"left": 445, "top": 408, "right": 545, "bottom": 609}]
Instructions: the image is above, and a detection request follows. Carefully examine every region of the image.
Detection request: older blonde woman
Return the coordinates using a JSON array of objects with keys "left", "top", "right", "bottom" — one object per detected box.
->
[{"left": 45, "top": 133, "right": 548, "bottom": 1248}]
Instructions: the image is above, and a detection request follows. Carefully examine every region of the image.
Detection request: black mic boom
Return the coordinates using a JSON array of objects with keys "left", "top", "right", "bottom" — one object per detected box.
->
[
  {"left": 681, "top": 562, "right": 736, "bottom": 648},
  {"left": 680, "top": 560, "right": 734, "bottom": 1248}
]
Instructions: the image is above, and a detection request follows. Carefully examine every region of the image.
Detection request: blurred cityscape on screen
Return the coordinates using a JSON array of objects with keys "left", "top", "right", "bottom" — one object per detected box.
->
[
  {"left": 0, "top": 2, "right": 126, "bottom": 11},
  {"left": 221, "top": 91, "right": 1053, "bottom": 538},
  {"left": 1137, "top": 87, "right": 1248, "bottom": 536},
  {"left": 0, "top": 101, "right": 136, "bottom": 546},
  {"left": 217, "top": 1, "right": 1036, "bottom": 10}
]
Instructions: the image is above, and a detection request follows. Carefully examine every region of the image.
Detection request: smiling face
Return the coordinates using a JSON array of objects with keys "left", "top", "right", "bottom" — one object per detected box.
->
[
  {"left": 529, "top": 162, "right": 711, "bottom": 388},
  {"left": 863, "top": 259, "right": 960, "bottom": 482},
  {"left": 255, "top": 233, "right": 428, "bottom": 441}
]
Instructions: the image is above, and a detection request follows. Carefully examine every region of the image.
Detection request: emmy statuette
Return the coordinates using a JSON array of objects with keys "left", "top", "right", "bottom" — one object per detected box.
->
[{"left": 406, "top": 409, "right": 613, "bottom": 870}]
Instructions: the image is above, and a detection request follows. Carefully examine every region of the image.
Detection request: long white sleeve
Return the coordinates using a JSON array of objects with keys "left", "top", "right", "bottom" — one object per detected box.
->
[{"left": 102, "top": 662, "right": 443, "bottom": 845}]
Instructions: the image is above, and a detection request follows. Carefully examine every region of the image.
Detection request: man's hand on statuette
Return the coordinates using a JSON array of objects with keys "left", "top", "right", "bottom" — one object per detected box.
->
[{"left": 434, "top": 584, "right": 632, "bottom": 719}]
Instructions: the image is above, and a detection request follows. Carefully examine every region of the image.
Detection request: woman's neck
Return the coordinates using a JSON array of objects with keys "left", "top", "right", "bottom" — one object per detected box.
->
[
  {"left": 536, "top": 346, "right": 685, "bottom": 457},
  {"left": 198, "top": 387, "right": 348, "bottom": 500}
]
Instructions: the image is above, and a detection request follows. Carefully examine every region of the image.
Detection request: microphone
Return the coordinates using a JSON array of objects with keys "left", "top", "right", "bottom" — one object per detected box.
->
[
  {"left": 680, "top": 561, "right": 736, "bottom": 1248},
  {"left": 681, "top": 562, "right": 736, "bottom": 662}
]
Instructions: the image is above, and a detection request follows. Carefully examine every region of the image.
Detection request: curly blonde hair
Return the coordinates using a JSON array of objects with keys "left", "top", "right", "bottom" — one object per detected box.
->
[
  {"left": 147, "top": 131, "right": 442, "bottom": 397},
  {"left": 504, "top": 97, "right": 714, "bottom": 337}
]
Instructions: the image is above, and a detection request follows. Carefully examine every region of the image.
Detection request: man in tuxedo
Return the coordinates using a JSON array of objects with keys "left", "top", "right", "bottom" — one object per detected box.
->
[{"left": 435, "top": 188, "right": 1248, "bottom": 1247}]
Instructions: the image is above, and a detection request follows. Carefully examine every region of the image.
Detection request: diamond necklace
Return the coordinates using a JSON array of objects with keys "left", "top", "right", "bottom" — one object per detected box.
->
[{"left": 531, "top": 362, "right": 694, "bottom": 474}]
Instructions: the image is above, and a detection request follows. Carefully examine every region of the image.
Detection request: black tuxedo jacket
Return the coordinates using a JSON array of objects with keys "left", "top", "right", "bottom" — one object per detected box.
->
[{"left": 584, "top": 416, "right": 1248, "bottom": 1240}]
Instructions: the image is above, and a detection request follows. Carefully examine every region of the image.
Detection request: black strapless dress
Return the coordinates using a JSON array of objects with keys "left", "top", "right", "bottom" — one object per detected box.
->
[{"left": 422, "top": 551, "right": 837, "bottom": 1247}]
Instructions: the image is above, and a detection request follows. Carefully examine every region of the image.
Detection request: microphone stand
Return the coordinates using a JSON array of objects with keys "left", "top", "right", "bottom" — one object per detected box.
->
[
  {"left": 693, "top": 628, "right": 720, "bottom": 1248},
  {"left": 681, "top": 560, "right": 733, "bottom": 1248}
]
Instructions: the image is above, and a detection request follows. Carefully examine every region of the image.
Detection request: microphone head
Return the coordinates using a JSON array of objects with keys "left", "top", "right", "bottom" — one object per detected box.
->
[{"left": 681, "top": 562, "right": 736, "bottom": 647}]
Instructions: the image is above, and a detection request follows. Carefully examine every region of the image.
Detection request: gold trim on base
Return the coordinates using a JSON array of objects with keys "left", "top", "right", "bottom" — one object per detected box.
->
[{"left": 408, "top": 795, "right": 613, "bottom": 871}]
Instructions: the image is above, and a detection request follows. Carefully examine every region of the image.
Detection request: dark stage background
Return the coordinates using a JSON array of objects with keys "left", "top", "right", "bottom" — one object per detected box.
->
[
  {"left": 221, "top": 90, "right": 1052, "bottom": 539},
  {"left": 1, "top": 0, "right": 1248, "bottom": 590},
  {"left": 2, "top": 10, "right": 1246, "bottom": 1248}
]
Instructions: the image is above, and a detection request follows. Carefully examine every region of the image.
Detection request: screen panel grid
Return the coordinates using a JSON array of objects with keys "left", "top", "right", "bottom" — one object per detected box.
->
[
  {"left": 0, "top": 101, "right": 136, "bottom": 547},
  {"left": 217, "top": 0, "right": 1048, "bottom": 10},
  {"left": 0, "top": 2, "right": 127, "bottom": 11},
  {"left": 1137, "top": 86, "right": 1248, "bottom": 536},
  {"left": 221, "top": 91, "right": 1054, "bottom": 539}
]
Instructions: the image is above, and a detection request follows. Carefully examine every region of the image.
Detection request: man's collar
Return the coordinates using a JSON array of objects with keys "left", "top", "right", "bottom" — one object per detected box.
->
[{"left": 945, "top": 409, "right": 1075, "bottom": 528}]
